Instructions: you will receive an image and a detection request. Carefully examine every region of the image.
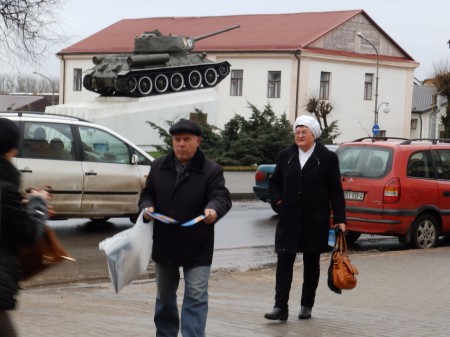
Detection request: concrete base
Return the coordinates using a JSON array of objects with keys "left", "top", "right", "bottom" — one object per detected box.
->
[{"left": 46, "top": 89, "right": 220, "bottom": 151}]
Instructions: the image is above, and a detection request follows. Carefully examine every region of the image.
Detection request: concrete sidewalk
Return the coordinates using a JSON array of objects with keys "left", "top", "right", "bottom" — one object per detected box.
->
[{"left": 13, "top": 246, "right": 450, "bottom": 337}]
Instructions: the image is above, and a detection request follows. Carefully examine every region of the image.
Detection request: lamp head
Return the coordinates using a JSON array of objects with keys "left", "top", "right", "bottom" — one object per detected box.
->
[
  {"left": 383, "top": 103, "right": 390, "bottom": 114},
  {"left": 357, "top": 32, "right": 365, "bottom": 39}
]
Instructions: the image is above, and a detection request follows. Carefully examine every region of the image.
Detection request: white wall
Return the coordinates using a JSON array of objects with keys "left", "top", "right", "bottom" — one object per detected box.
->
[
  {"left": 298, "top": 54, "right": 414, "bottom": 143},
  {"left": 59, "top": 51, "right": 417, "bottom": 146},
  {"left": 216, "top": 54, "right": 293, "bottom": 127}
]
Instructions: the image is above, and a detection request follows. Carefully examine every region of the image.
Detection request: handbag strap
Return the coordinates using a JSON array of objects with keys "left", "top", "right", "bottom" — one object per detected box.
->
[{"left": 336, "top": 232, "right": 348, "bottom": 253}]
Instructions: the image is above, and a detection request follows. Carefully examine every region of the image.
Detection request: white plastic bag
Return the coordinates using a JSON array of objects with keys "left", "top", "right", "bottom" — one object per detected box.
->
[{"left": 99, "top": 211, "right": 153, "bottom": 293}]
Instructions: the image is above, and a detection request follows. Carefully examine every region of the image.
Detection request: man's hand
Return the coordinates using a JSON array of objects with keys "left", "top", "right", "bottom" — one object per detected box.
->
[
  {"left": 204, "top": 208, "right": 217, "bottom": 224},
  {"left": 143, "top": 207, "right": 155, "bottom": 221}
]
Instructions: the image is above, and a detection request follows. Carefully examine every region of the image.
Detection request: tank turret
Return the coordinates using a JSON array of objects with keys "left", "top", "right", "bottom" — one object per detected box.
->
[{"left": 83, "top": 25, "right": 240, "bottom": 97}]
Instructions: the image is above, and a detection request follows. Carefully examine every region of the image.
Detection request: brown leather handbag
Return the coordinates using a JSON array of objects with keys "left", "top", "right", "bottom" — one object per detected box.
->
[
  {"left": 332, "top": 233, "right": 359, "bottom": 290},
  {"left": 18, "top": 225, "right": 75, "bottom": 281}
]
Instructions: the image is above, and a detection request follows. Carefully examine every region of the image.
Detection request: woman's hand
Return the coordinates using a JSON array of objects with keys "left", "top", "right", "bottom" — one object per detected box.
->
[{"left": 335, "top": 223, "right": 346, "bottom": 233}]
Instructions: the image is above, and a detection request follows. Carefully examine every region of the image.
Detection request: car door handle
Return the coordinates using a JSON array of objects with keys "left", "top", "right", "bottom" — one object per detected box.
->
[
  {"left": 19, "top": 167, "right": 33, "bottom": 173},
  {"left": 85, "top": 171, "right": 97, "bottom": 176},
  {"left": 443, "top": 191, "right": 450, "bottom": 197}
]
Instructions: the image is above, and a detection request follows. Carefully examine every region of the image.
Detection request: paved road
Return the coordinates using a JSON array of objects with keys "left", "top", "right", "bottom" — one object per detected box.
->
[
  {"left": 11, "top": 172, "right": 450, "bottom": 336},
  {"left": 13, "top": 246, "right": 450, "bottom": 336}
]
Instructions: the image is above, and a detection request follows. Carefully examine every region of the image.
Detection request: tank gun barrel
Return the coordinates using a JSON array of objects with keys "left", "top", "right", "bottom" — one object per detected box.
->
[{"left": 193, "top": 25, "right": 240, "bottom": 42}]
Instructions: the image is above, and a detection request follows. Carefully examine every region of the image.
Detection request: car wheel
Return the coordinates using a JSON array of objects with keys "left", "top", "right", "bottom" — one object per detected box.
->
[
  {"left": 345, "top": 231, "right": 361, "bottom": 244},
  {"left": 410, "top": 214, "right": 439, "bottom": 249}
]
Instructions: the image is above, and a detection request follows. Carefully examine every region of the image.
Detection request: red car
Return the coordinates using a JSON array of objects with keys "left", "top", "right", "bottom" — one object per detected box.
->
[{"left": 337, "top": 137, "right": 450, "bottom": 249}]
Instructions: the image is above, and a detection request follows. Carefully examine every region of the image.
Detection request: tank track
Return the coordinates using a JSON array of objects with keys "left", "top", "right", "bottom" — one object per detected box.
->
[{"left": 83, "top": 61, "right": 230, "bottom": 98}]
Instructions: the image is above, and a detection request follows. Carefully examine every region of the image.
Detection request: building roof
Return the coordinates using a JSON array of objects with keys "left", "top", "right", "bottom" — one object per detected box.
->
[
  {"left": 412, "top": 85, "right": 448, "bottom": 113},
  {"left": 58, "top": 10, "right": 413, "bottom": 61},
  {"left": 0, "top": 95, "right": 46, "bottom": 111}
]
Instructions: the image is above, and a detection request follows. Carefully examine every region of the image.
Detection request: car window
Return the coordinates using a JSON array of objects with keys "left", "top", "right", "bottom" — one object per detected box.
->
[
  {"left": 78, "top": 125, "right": 130, "bottom": 164},
  {"left": 22, "top": 122, "right": 75, "bottom": 160},
  {"left": 132, "top": 148, "right": 152, "bottom": 165},
  {"left": 407, "top": 151, "right": 434, "bottom": 179},
  {"left": 432, "top": 149, "right": 450, "bottom": 180},
  {"left": 337, "top": 146, "right": 391, "bottom": 178}
]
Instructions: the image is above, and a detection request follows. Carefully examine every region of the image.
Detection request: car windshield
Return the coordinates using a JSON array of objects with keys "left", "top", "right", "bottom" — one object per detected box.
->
[{"left": 337, "top": 146, "right": 392, "bottom": 178}]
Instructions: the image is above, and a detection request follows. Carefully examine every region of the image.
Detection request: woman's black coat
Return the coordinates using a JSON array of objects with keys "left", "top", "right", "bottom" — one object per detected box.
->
[
  {"left": 269, "top": 142, "right": 346, "bottom": 254},
  {"left": 138, "top": 148, "right": 232, "bottom": 267},
  {"left": 0, "top": 157, "right": 47, "bottom": 310}
]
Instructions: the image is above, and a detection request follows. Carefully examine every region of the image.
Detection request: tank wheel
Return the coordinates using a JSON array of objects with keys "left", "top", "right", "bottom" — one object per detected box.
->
[
  {"left": 83, "top": 75, "right": 94, "bottom": 91},
  {"left": 204, "top": 68, "right": 218, "bottom": 86},
  {"left": 188, "top": 70, "right": 202, "bottom": 88},
  {"left": 218, "top": 63, "right": 230, "bottom": 76},
  {"left": 170, "top": 73, "right": 184, "bottom": 91},
  {"left": 138, "top": 76, "right": 153, "bottom": 95},
  {"left": 410, "top": 213, "right": 439, "bottom": 249},
  {"left": 126, "top": 76, "right": 138, "bottom": 92},
  {"left": 155, "top": 74, "right": 169, "bottom": 93}
]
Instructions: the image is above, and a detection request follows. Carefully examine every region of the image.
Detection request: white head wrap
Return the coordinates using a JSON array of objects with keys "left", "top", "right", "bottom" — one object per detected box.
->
[{"left": 293, "top": 115, "right": 321, "bottom": 139}]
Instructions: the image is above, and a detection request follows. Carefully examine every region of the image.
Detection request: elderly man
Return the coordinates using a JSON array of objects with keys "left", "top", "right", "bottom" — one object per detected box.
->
[
  {"left": 264, "top": 115, "right": 346, "bottom": 321},
  {"left": 139, "top": 118, "right": 232, "bottom": 337}
]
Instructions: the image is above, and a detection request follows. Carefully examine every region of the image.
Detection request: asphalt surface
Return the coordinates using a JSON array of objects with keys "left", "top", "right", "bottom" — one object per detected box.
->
[
  {"left": 13, "top": 247, "right": 450, "bottom": 336},
  {"left": 10, "top": 171, "right": 450, "bottom": 336}
]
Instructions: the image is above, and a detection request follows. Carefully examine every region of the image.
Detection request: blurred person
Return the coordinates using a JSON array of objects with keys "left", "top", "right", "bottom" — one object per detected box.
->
[
  {"left": 0, "top": 118, "right": 51, "bottom": 337},
  {"left": 139, "top": 118, "right": 232, "bottom": 337},
  {"left": 264, "top": 115, "right": 346, "bottom": 321}
]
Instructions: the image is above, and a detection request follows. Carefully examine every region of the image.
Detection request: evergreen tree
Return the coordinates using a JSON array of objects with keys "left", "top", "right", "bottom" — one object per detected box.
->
[{"left": 146, "top": 103, "right": 293, "bottom": 166}]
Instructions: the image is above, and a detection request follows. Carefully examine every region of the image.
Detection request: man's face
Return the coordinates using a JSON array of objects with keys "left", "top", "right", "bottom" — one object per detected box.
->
[
  {"left": 294, "top": 126, "right": 315, "bottom": 151},
  {"left": 172, "top": 132, "right": 201, "bottom": 164}
]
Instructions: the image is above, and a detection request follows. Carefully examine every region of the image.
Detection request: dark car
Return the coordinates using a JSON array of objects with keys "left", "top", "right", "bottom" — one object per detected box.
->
[{"left": 253, "top": 144, "right": 339, "bottom": 212}]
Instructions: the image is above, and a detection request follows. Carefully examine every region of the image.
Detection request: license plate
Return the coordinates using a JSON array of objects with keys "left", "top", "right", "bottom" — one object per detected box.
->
[{"left": 344, "top": 191, "right": 364, "bottom": 201}]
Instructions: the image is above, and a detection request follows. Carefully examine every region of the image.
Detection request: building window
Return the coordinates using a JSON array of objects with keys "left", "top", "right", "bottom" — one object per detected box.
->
[
  {"left": 267, "top": 71, "right": 281, "bottom": 98},
  {"left": 364, "top": 73, "right": 373, "bottom": 100},
  {"left": 230, "top": 70, "right": 243, "bottom": 96},
  {"left": 319, "top": 72, "right": 330, "bottom": 100},
  {"left": 411, "top": 119, "right": 418, "bottom": 130},
  {"left": 73, "top": 68, "right": 82, "bottom": 91}
]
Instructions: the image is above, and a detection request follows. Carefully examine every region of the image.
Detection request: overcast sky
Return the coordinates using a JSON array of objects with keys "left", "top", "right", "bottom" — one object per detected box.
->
[{"left": 14, "top": 0, "right": 450, "bottom": 81}]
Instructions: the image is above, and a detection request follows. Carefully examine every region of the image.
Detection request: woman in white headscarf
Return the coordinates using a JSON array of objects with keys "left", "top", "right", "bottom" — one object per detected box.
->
[{"left": 264, "top": 115, "right": 346, "bottom": 321}]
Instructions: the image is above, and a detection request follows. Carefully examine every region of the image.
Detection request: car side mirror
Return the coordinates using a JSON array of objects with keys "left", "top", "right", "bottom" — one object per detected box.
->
[{"left": 131, "top": 154, "right": 139, "bottom": 164}]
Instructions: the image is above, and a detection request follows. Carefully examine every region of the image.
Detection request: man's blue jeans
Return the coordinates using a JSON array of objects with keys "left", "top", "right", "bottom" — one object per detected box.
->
[{"left": 154, "top": 263, "right": 211, "bottom": 337}]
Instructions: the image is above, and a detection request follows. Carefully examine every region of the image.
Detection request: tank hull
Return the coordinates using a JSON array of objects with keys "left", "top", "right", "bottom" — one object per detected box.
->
[{"left": 83, "top": 53, "right": 231, "bottom": 97}]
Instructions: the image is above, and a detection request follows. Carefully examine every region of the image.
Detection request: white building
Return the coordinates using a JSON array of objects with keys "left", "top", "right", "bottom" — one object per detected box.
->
[
  {"left": 51, "top": 10, "right": 419, "bottom": 149},
  {"left": 410, "top": 84, "right": 448, "bottom": 139}
]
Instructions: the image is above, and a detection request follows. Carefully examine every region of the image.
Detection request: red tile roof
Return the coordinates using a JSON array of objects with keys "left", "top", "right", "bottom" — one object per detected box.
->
[{"left": 58, "top": 10, "right": 413, "bottom": 60}]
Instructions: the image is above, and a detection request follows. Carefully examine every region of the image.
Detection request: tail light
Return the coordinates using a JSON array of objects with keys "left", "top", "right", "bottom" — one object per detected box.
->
[
  {"left": 384, "top": 177, "right": 400, "bottom": 203},
  {"left": 255, "top": 171, "right": 266, "bottom": 182}
]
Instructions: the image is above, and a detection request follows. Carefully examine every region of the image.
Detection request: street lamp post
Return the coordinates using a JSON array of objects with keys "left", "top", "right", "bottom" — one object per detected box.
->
[
  {"left": 357, "top": 32, "right": 380, "bottom": 134},
  {"left": 33, "top": 71, "right": 55, "bottom": 105}
]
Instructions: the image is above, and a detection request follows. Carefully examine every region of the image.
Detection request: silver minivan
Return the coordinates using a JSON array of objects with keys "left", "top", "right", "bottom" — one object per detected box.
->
[{"left": 3, "top": 112, "right": 153, "bottom": 223}]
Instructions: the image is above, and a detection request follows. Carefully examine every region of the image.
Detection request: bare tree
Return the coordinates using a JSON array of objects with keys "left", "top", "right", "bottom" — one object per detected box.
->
[
  {"left": 431, "top": 59, "right": 450, "bottom": 137},
  {"left": 0, "top": 72, "right": 59, "bottom": 94},
  {"left": 305, "top": 97, "right": 340, "bottom": 144},
  {"left": 0, "top": 0, "right": 64, "bottom": 69}
]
